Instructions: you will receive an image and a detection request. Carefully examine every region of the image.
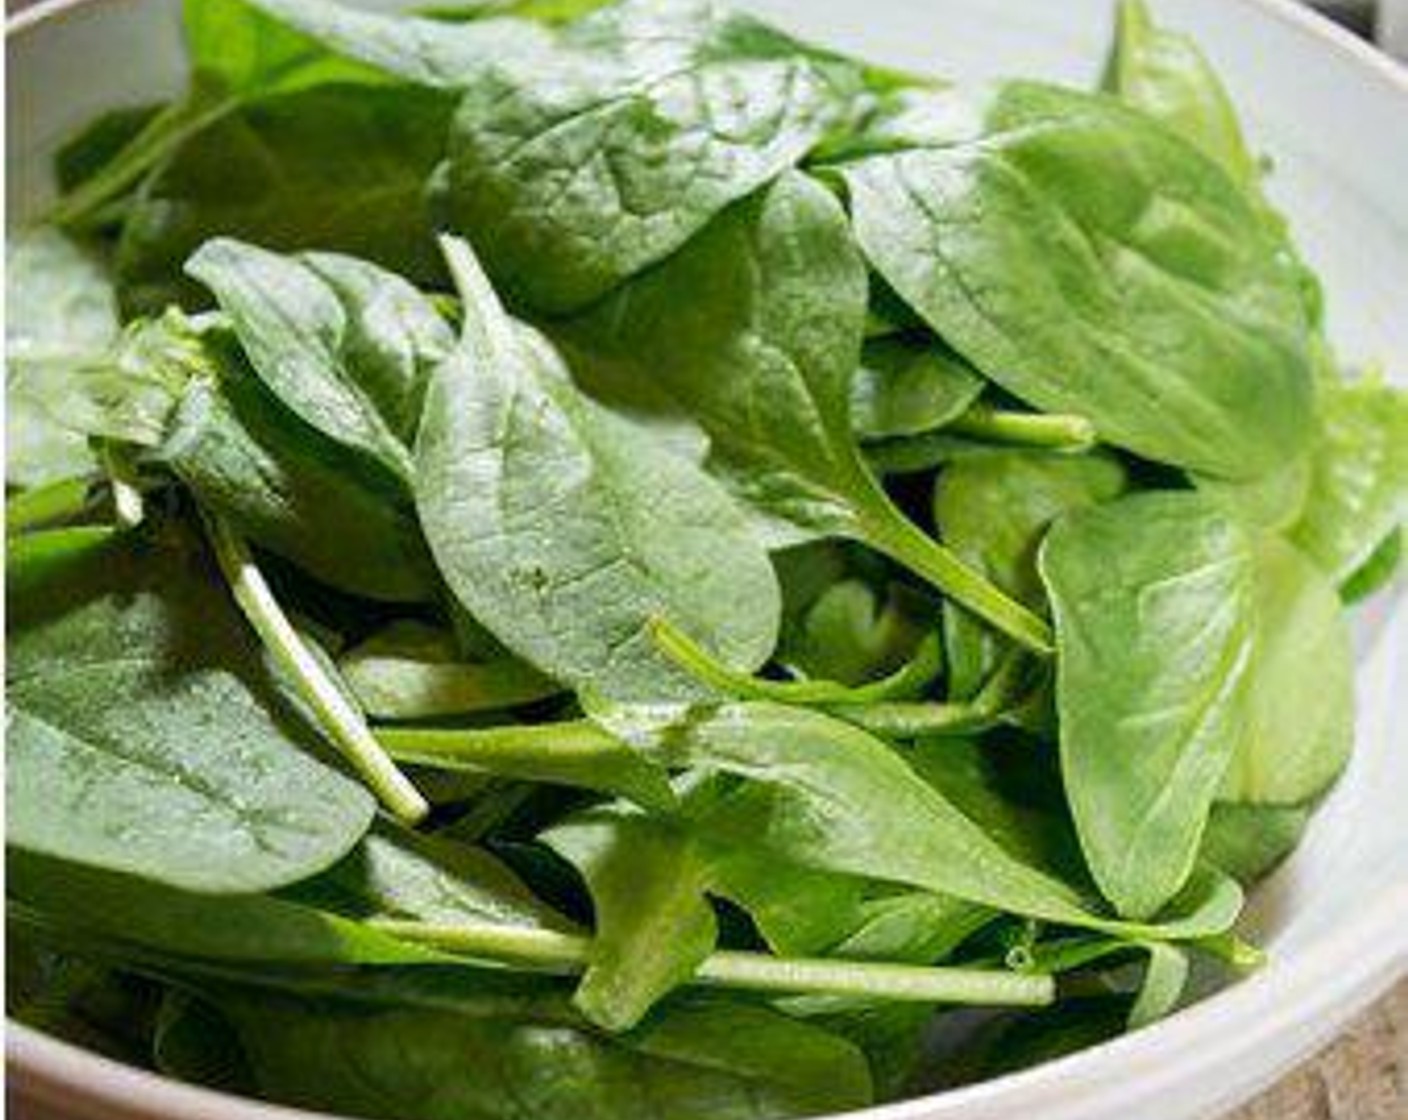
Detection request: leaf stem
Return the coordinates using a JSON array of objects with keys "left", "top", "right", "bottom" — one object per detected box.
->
[
  {"left": 202, "top": 512, "right": 429, "bottom": 824},
  {"left": 859, "top": 505, "right": 1054, "bottom": 655},
  {"left": 370, "top": 919, "right": 1054, "bottom": 1008},
  {"left": 649, "top": 616, "right": 941, "bottom": 705},
  {"left": 378, "top": 721, "right": 674, "bottom": 810},
  {"left": 46, "top": 94, "right": 237, "bottom": 230},
  {"left": 826, "top": 650, "right": 1032, "bottom": 737},
  {"left": 948, "top": 406, "right": 1096, "bottom": 451}
]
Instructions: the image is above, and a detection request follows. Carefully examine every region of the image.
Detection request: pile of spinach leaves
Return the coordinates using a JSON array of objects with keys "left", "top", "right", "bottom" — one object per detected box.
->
[{"left": 7, "top": 0, "right": 1407, "bottom": 1116}]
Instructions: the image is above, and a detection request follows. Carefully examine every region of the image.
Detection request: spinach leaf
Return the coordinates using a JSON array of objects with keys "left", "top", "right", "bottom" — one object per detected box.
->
[
  {"left": 1199, "top": 802, "right": 1309, "bottom": 886},
  {"left": 5, "top": 941, "right": 164, "bottom": 1066},
  {"left": 186, "top": 239, "right": 454, "bottom": 481},
  {"left": 339, "top": 621, "right": 559, "bottom": 720},
  {"left": 441, "top": 0, "right": 866, "bottom": 312},
  {"left": 118, "top": 86, "right": 455, "bottom": 314},
  {"left": 153, "top": 992, "right": 254, "bottom": 1093},
  {"left": 287, "top": 823, "right": 567, "bottom": 930},
  {"left": 9, "top": 849, "right": 437, "bottom": 967},
  {"left": 777, "top": 577, "right": 930, "bottom": 688},
  {"left": 850, "top": 334, "right": 983, "bottom": 440},
  {"left": 48, "top": 0, "right": 387, "bottom": 229},
  {"left": 1099, "top": 0, "right": 1325, "bottom": 328},
  {"left": 6, "top": 526, "right": 375, "bottom": 893},
  {"left": 416, "top": 237, "right": 781, "bottom": 700},
  {"left": 842, "top": 81, "right": 1314, "bottom": 479},
  {"left": 6, "top": 229, "right": 119, "bottom": 487},
  {"left": 1039, "top": 492, "right": 1255, "bottom": 919},
  {"left": 1127, "top": 942, "right": 1189, "bottom": 1029},
  {"left": 561, "top": 171, "right": 1051, "bottom": 651},
  {"left": 1219, "top": 537, "right": 1353, "bottom": 805},
  {"left": 158, "top": 339, "right": 439, "bottom": 603},
  {"left": 1289, "top": 376, "right": 1408, "bottom": 582},
  {"left": 1101, "top": 0, "right": 1260, "bottom": 191},
  {"left": 696, "top": 841, "right": 868, "bottom": 958},
  {"left": 214, "top": 988, "right": 875, "bottom": 1120},
  {"left": 544, "top": 809, "right": 716, "bottom": 1031},
  {"left": 905, "top": 737, "right": 1089, "bottom": 889},
  {"left": 934, "top": 450, "right": 1128, "bottom": 698},
  {"left": 235, "top": 0, "right": 552, "bottom": 89},
  {"left": 1194, "top": 453, "right": 1311, "bottom": 531},
  {"left": 597, "top": 701, "right": 1240, "bottom": 938}
]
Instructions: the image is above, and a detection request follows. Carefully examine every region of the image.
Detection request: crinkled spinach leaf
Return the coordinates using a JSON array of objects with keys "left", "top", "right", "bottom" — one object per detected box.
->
[{"left": 441, "top": 0, "right": 867, "bottom": 311}]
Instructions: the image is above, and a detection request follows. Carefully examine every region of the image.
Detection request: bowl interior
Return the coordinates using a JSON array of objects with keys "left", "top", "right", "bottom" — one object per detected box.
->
[{"left": 6, "top": 2, "right": 1407, "bottom": 1119}]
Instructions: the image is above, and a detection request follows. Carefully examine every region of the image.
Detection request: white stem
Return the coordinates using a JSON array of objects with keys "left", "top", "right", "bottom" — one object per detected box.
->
[{"left": 204, "top": 513, "right": 429, "bottom": 824}]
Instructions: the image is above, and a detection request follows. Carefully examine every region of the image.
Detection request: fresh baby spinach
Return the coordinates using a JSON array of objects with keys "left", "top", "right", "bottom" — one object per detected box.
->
[
  {"left": 119, "top": 87, "right": 455, "bottom": 314},
  {"left": 9, "top": 0, "right": 1406, "bottom": 1112},
  {"left": 187, "top": 238, "right": 454, "bottom": 482},
  {"left": 416, "top": 236, "right": 781, "bottom": 700},
  {"left": 7, "top": 526, "right": 374, "bottom": 893},
  {"left": 842, "top": 81, "right": 1314, "bottom": 480},
  {"left": 1041, "top": 492, "right": 1255, "bottom": 919},
  {"left": 439, "top": 0, "right": 869, "bottom": 312},
  {"left": 562, "top": 172, "right": 1052, "bottom": 651}
]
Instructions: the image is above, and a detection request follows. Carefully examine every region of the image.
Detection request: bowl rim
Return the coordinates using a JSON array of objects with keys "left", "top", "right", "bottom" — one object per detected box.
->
[{"left": 5, "top": 0, "right": 1407, "bottom": 1118}]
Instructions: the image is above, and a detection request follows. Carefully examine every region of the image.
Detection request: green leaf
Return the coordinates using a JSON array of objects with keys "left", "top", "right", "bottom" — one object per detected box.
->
[
  {"left": 159, "top": 345, "right": 438, "bottom": 603},
  {"left": 1194, "top": 453, "right": 1312, "bottom": 531},
  {"left": 214, "top": 988, "right": 874, "bottom": 1120},
  {"left": 544, "top": 809, "right": 716, "bottom": 1032},
  {"left": 850, "top": 334, "right": 983, "bottom": 440},
  {"left": 234, "top": 0, "right": 551, "bottom": 89},
  {"left": 1101, "top": 0, "right": 1260, "bottom": 191},
  {"left": 1199, "top": 802, "right": 1308, "bottom": 886},
  {"left": 697, "top": 843, "right": 868, "bottom": 959},
  {"left": 934, "top": 450, "right": 1128, "bottom": 698},
  {"left": 339, "top": 621, "right": 559, "bottom": 720},
  {"left": 118, "top": 86, "right": 455, "bottom": 315},
  {"left": 843, "top": 82, "right": 1313, "bottom": 479},
  {"left": 1219, "top": 538, "right": 1353, "bottom": 805},
  {"left": 415, "top": 237, "right": 781, "bottom": 700},
  {"left": 186, "top": 239, "right": 454, "bottom": 480},
  {"left": 5, "top": 228, "right": 119, "bottom": 487},
  {"left": 777, "top": 574, "right": 930, "bottom": 689},
  {"left": 1039, "top": 492, "right": 1256, "bottom": 919},
  {"left": 153, "top": 992, "right": 254, "bottom": 1093},
  {"left": 1289, "top": 376, "right": 1408, "bottom": 582},
  {"left": 441, "top": 0, "right": 865, "bottom": 312},
  {"left": 597, "top": 701, "right": 1238, "bottom": 938},
  {"left": 561, "top": 171, "right": 1051, "bottom": 652},
  {"left": 287, "top": 823, "right": 566, "bottom": 931},
  {"left": 9, "top": 849, "right": 437, "bottom": 966},
  {"left": 47, "top": 0, "right": 389, "bottom": 229},
  {"left": 1127, "top": 942, "right": 1189, "bottom": 1029},
  {"left": 6, "top": 526, "right": 375, "bottom": 893},
  {"left": 905, "top": 737, "right": 1089, "bottom": 889}
]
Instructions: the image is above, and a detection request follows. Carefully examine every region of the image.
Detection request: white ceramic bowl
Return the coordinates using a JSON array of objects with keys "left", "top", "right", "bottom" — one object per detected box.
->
[{"left": 7, "top": 1, "right": 1408, "bottom": 1118}]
